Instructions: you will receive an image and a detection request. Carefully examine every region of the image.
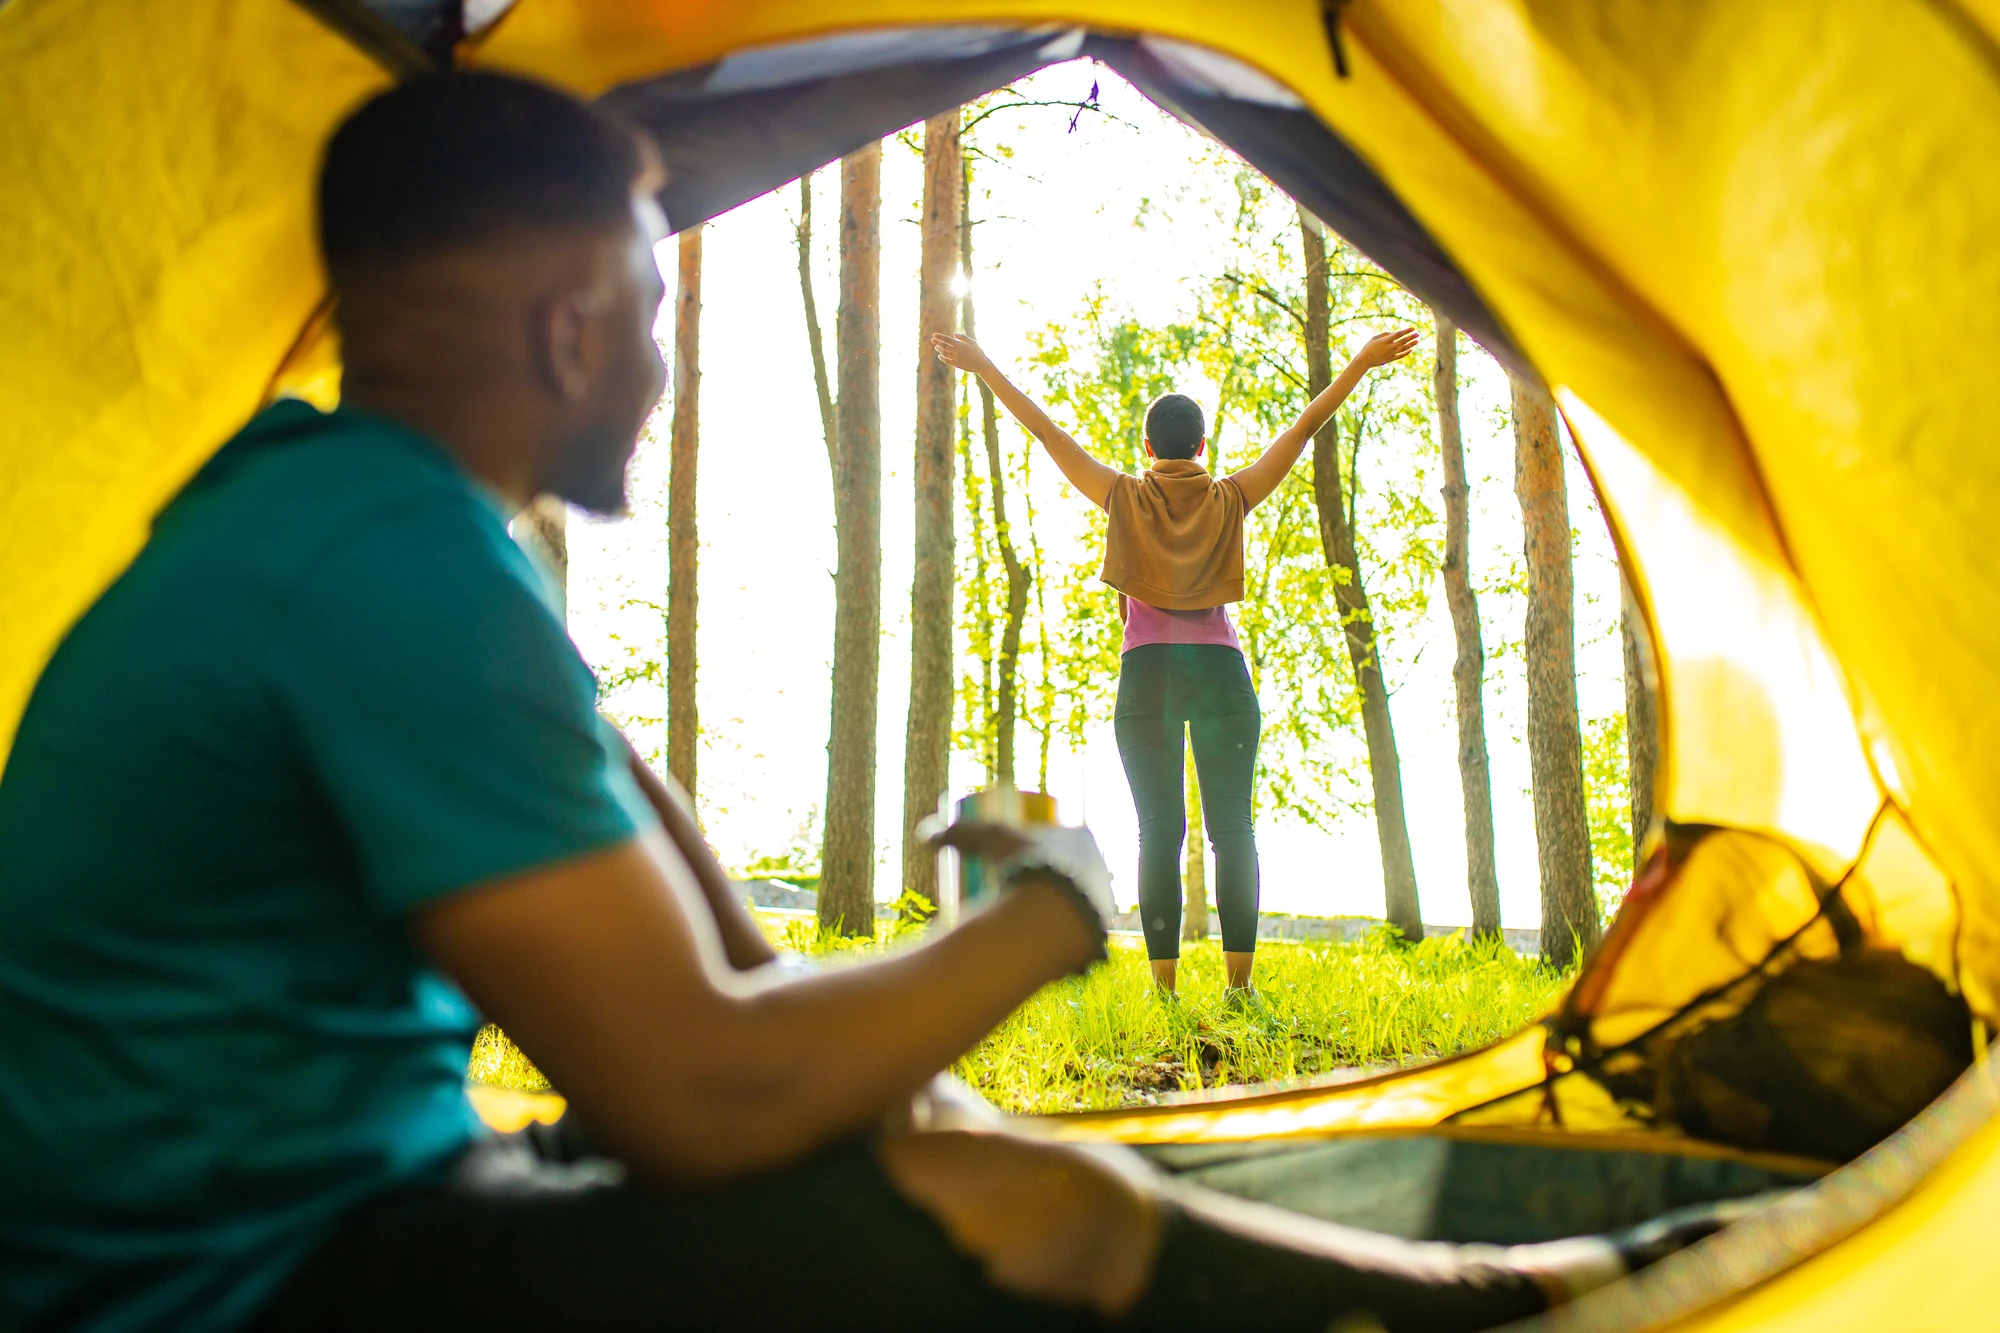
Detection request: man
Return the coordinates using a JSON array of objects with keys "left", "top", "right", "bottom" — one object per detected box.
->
[{"left": 0, "top": 73, "right": 1598, "bottom": 1332}]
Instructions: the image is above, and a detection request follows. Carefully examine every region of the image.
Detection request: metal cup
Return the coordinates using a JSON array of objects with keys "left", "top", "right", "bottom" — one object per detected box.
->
[{"left": 934, "top": 788, "right": 1060, "bottom": 927}]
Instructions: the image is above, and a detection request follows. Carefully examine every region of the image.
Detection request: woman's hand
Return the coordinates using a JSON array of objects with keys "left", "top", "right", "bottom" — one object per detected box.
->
[
  {"left": 932, "top": 332, "right": 995, "bottom": 377},
  {"left": 1232, "top": 326, "right": 1419, "bottom": 511},
  {"left": 1351, "top": 326, "right": 1422, "bottom": 370}
]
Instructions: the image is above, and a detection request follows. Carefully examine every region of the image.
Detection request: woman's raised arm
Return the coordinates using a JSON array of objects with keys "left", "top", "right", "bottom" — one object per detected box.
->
[
  {"left": 932, "top": 333, "right": 1119, "bottom": 510},
  {"left": 1228, "top": 327, "right": 1419, "bottom": 512}
]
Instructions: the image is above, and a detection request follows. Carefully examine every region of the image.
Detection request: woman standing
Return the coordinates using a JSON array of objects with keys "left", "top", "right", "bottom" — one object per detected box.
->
[{"left": 932, "top": 326, "right": 1418, "bottom": 994}]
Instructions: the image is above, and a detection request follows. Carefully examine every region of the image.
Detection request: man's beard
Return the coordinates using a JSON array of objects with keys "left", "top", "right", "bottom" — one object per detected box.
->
[{"left": 545, "top": 418, "right": 638, "bottom": 517}]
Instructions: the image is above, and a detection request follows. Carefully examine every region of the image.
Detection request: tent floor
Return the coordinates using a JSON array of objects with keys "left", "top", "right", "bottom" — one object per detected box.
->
[{"left": 1139, "top": 1131, "right": 1825, "bottom": 1245}]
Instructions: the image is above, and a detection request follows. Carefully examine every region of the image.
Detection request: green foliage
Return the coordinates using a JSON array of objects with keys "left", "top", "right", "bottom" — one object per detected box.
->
[
  {"left": 590, "top": 594, "right": 669, "bottom": 763},
  {"left": 735, "top": 805, "right": 822, "bottom": 884},
  {"left": 1582, "top": 712, "right": 1633, "bottom": 919}
]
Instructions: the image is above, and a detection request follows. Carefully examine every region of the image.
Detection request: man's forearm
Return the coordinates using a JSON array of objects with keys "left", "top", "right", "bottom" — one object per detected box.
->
[
  {"left": 708, "top": 881, "right": 1089, "bottom": 1167},
  {"left": 420, "top": 835, "right": 1099, "bottom": 1191},
  {"left": 611, "top": 879, "right": 1095, "bottom": 1182}
]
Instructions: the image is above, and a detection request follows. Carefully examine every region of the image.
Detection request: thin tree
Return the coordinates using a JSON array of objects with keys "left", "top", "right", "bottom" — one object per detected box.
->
[
  {"left": 1622, "top": 573, "right": 1661, "bottom": 861},
  {"left": 956, "top": 382, "right": 997, "bottom": 780},
  {"left": 1512, "top": 376, "right": 1599, "bottom": 967},
  {"left": 1023, "top": 455, "right": 1056, "bottom": 794},
  {"left": 797, "top": 176, "right": 837, "bottom": 467},
  {"left": 958, "top": 161, "right": 1031, "bottom": 789},
  {"left": 1298, "top": 208, "right": 1423, "bottom": 940},
  {"left": 901, "top": 113, "right": 962, "bottom": 909},
  {"left": 1434, "top": 314, "right": 1500, "bottom": 939},
  {"left": 666, "top": 224, "right": 702, "bottom": 796},
  {"left": 800, "top": 144, "right": 884, "bottom": 937}
]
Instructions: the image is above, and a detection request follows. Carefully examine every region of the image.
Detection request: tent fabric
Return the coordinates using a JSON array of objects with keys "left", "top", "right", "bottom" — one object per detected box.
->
[
  {"left": 600, "top": 27, "right": 1085, "bottom": 230},
  {"left": 292, "top": 0, "right": 459, "bottom": 72},
  {"left": 596, "top": 26, "right": 1527, "bottom": 372},
  {"left": 1141, "top": 1134, "right": 1817, "bottom": 1245},
  {"left": 1312, "top": 2, "right": 2000, "bottom": 1007},
  {"left": 1503, "top": 1060, "right": 2000, "bottom": 1333},
  {"left": 0, "top": 0, "right": 386, "bottom": 775},
  {"left": 6, "top": 0, "right": 2000, "bottom": 1326}
]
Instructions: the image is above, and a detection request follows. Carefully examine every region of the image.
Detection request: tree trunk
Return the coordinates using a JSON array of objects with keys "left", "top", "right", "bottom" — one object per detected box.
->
[
  {"left": 1512, "top": 377, "right": 1599, "bottom": 968},
  {"left": 1298, "top": 209, "right": 1423, "bottom": 940},
  {"left": 819, "top": 142, "right": 883, "bottom": 937},
  {"left": 902, "top": 114, "right": 962, "bottom": 909},
  {"left": 1434, "top": 314, "right": 1501, "bottom": 939},
  {"left": 1182, "top": 740, "right": 1209, "bottom": 941},
  {"left": 958, "top": 395, "right": 996, "bottom": 780},
  {"left": 666, "top": 225, "right": 702, "bottom": 797},
  {"left": 959, "top": 164, "right": 1031, "bottom": 791},
  {"left": 1622, "top": 573, "right": 1661, "bottom": 860},
  {"left": 797, "top": 174, "right": 838, "bottom": 472},
  {"left": 1025, "top": 475, "right": 1054, "bottom": 795},
  {"left": 516, "top": 497, "right": 568, "bottom": 618}
]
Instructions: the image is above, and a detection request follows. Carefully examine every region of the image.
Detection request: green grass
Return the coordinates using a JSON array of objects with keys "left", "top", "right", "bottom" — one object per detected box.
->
[
  {"left": 956, "top": 931, "right": 1568, "bottom": 1112},
  {"left": 467, "top": 920, "right": 1572, "bottom": 1113}
]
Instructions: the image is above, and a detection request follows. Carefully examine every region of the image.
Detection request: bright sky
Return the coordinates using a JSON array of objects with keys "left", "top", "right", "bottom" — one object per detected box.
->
[{"left": 565, "top": 63, "right": 1626, "bottom": 929}]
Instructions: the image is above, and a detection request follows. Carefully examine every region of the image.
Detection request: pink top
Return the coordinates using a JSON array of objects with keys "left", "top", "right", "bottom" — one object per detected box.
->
[{"left": 1120, "top": 595, "right": 1242, "bottom": 655}]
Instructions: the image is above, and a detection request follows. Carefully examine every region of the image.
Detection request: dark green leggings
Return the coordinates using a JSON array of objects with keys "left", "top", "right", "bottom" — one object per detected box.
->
[{"left": 1114, "top": 644, "right": 1261, "bottom": 957}]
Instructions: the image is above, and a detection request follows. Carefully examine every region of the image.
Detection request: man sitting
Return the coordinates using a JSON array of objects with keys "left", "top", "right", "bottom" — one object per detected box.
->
[{"left": 0, "top": 73, "right": 1593, "bottom": 1332}]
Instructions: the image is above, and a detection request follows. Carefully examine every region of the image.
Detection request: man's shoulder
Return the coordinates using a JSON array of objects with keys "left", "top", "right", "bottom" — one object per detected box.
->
[
  {"left": 194, "top": 399, "right": 477, "bottom": 517},
  {"left": 163, "top": 400, "right": 509, "bottom": 583}
]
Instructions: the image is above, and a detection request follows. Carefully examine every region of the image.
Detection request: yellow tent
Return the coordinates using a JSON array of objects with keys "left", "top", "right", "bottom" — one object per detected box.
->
[{"left": 5, "top": 1, "right": 1998, "bottom": 1326}]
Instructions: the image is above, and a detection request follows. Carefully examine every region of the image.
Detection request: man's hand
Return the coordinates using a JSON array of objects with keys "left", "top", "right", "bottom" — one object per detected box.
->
[
  {"left": 931, "top": 332, "right": 994, "bottom": 377},
  {"left": 927, "top": 820, "right": 1115, "bottom": 973},
  {"left": 1352, "top": 326, "right": 1421, "bottom": 370}
]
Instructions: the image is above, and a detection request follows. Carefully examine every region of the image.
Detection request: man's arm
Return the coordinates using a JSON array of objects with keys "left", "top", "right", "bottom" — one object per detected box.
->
[
  {"left": 932, "top": 333, "right": 1119, "bottom": 510},
  {"left": 415, "top": 835, "right": 1097, "bottom": 1184},
  {"left": 616, "top": 732, "right": 777, "bottom": 971},
  {"left": 1227, "top": 327, "right": 1419, "bottom": 512}
]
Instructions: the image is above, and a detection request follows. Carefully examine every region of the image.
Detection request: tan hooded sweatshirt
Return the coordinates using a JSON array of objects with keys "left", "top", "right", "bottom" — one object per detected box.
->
[{"left": 1099, "top": 458, "right": 1245, "bottom": 610}]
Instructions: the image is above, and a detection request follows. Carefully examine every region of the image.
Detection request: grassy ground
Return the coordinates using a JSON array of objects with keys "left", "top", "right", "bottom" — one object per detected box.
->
[
  {"left": 956, "top": 931, "right": 1567, "bottom": 1112},
  {"left": 468, "top": 919, "right": 1570, "bottom": 1113}
]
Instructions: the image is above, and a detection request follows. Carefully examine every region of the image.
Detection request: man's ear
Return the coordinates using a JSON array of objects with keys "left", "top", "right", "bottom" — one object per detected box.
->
[
  {"left": 1142, "top": 437, "right": 1155, "bottom": 460},
  {"left": 534, "top": 290, "right": 592, "bottom": 404}
]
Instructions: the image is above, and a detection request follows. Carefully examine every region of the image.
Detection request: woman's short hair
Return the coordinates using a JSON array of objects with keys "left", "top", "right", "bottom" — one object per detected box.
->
[{"left": 1144, "top": 393, "right": 1206, "bottom": 460}]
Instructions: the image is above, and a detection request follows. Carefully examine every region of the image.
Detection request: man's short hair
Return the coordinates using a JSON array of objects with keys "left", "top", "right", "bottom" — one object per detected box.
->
[
  {"left": 1144, "top": 393, "right": 1206, "bottom": 460},
  {"left": 318, "top": 72, "right": 645, "bottom": 282}
]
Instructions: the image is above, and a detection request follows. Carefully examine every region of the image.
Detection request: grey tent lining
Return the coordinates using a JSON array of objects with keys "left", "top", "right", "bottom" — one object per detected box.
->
[{"left": 597, "top": 25, "right": 1527, "bottom": 375}]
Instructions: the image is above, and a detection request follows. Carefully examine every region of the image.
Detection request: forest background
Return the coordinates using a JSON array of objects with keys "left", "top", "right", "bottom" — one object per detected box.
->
[{"left": 558, "top": 63, "right": 1633, "bottom": 935}]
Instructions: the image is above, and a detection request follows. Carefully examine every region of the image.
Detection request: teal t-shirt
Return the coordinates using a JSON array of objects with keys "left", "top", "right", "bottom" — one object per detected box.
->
[{"left": 0, "top": 401, "right": 646, "bottom": 1330}]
